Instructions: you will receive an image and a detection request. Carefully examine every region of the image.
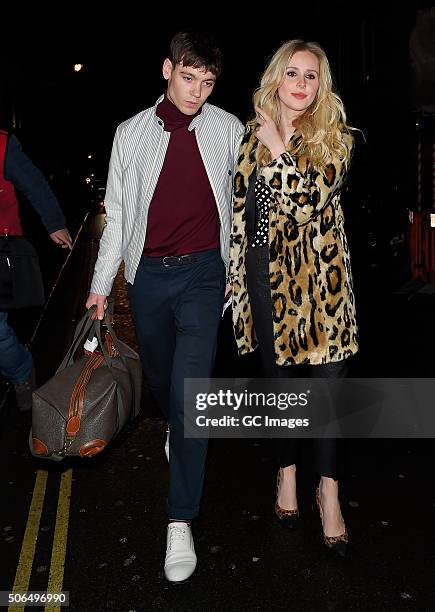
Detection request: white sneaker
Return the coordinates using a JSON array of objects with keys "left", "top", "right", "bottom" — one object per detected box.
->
[
  {"left": 164, "top": 522, "right": 197, "bottom": 582},
  {"left": 165, "top": 427, "right": 170, "bottom": 462}
]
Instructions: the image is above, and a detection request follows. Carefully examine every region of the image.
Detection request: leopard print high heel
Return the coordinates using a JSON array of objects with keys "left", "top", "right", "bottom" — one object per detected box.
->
[
  {"left": 315, "top": 486, "right": 348, "bottom": 557},
  {"left": 275, "top": 468, "right": 299, "bottom": 528}
]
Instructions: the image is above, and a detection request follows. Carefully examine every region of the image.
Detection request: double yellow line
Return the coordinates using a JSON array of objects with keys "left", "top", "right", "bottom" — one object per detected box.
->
[{"left": 8, "top": 469, "right": 73, "bottom": 612}]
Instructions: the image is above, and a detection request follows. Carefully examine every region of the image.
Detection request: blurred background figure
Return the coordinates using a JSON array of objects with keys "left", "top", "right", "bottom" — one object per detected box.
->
[{"left": 0, "top": 128, "right": 72, "bottom": 411}]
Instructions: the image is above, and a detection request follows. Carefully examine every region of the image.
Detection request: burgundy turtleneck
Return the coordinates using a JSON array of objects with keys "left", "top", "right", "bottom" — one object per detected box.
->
[{"left": 143, "top": 96, "right": 219, "bottom": 257}]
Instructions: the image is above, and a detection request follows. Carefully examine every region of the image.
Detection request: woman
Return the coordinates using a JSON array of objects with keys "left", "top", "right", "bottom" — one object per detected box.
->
[{"left": 229, "top": 40, "right": 358, "bottom": 557}]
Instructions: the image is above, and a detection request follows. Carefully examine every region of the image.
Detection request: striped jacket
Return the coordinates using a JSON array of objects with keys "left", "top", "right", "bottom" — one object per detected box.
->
[{"left": 90, "top": 96, "right": 244, "bottom": 296}]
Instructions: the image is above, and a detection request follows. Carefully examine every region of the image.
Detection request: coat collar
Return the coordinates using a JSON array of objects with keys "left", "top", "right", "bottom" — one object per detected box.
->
[{"left": 152, "top": 95, "right": 207, "bottom": 132}]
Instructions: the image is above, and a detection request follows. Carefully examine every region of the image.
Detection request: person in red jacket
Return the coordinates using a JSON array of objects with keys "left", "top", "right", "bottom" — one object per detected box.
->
[{"left": 0, "top": 129, "right": 72, "bottom": 411}]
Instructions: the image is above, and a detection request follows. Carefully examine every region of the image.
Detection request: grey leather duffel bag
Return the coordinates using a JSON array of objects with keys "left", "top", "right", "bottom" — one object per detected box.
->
[{"left": 30, "top": 306, "right": 142, "bottom": 460}]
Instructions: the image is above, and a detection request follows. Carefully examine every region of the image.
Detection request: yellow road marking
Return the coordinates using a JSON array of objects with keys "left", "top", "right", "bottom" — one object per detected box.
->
[
  {"left": 8, "top": 470, "right": 48, "bottom": 612},
  {"left": 45, "top": 469, "right": 73, "bottom": 612}
]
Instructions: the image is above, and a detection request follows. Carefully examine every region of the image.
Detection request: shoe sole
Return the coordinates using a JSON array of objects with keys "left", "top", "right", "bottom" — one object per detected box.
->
[{"left": 165, "top": 576, "right": 192, "bottom": 585}]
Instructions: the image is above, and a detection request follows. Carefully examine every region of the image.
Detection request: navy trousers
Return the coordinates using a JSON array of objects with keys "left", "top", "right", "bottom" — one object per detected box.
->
[{"left": 128, "top": 249, "right": 225, "bottom": 519}]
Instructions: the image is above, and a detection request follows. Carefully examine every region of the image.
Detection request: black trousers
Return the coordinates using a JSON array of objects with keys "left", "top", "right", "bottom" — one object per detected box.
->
[
  {"left": 245, "top": 245, "right": 346, "bottom": 481},
  {"left": 128, "top": 249, "right": 225, "bottom": 519}
]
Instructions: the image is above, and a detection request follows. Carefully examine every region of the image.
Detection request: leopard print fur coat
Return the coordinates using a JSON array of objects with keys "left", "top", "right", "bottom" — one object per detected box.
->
[{"left": 229, "top": 125, "right": 358, "bottom": 366}]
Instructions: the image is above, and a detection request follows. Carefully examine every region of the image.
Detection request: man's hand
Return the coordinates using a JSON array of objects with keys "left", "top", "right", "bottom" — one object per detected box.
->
[
  {"left": 50, "top": 228, "right": 73, "bottom": 250},
  {"left": 85, "top": 293, "right": 108, "bottom": 320}
]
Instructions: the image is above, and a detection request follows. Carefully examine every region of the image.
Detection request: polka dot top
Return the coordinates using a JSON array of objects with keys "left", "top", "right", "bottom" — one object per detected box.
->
[{"left": 250, "top": 176, "right": 272, "bottom": 248}]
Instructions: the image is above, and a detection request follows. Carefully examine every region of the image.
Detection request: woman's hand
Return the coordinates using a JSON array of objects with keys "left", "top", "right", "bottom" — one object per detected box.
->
[{"left": 255, "top": 107, "right": 287, "bottom": 160}]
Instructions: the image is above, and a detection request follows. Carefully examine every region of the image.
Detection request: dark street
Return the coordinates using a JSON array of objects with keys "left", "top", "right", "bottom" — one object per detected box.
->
[
  {"left": 1, "top": 5, "right": 435, "bottom": 611},
  {"left": 0, "top": 208, "right": 434, "bottom": 611}
]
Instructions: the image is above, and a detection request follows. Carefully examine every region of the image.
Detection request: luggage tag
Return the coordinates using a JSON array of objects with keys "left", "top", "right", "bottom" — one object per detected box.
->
[{"left": 84, "top": 336, "right": 98, "bottom": 354}]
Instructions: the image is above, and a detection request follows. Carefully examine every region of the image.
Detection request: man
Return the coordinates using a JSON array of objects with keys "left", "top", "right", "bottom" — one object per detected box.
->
[
  {"left": 0, "top": 129, "right": 72, "bottom": 411},
  {"left": 86, "top": 30, "right": 244, "bottom": 582}
]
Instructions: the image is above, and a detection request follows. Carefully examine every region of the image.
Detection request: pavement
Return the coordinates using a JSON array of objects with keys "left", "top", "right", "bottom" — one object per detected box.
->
[{"left": 1, "top": 210, "right": 435, "bottom": 611}]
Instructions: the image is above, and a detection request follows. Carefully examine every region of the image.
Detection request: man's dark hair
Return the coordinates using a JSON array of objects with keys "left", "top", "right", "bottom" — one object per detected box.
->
[{"left": 169, "top": 30, "right": 222, "bottom": 78}]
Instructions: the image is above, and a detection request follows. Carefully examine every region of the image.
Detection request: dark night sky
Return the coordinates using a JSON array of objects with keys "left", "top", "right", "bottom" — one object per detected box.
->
[
  {"left": 1, "top": 4, "right": 422, "bottom": 134},
  {"left": 0, "top": 2, "right": 429, "bottom": 224}
]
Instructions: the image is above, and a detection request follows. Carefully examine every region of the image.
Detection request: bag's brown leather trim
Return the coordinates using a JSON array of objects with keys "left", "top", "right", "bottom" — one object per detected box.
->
[
  {"left": 66, "top": 415, "right": 81, "bottom": 435},
  {"left": 68, "top": 353, "right": 99, "bottom": 420},
  {"left": 79, "top": 439, "right": 106, "bottom": 457},
  {"left": 67, "top": 353, "right": 103, "bottom": 437},
  {"left": 105, "top": 332, "right": 118, "bottom": 357},
  {"left": 32, "top": 437, "right": 49, "bottom": 456}
]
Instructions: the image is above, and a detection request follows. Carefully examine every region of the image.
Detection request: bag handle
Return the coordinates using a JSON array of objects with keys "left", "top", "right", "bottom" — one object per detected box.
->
[
  {"left": 93, "top": 311, "right": 131, "bottom": 373},
  {"left": 56, "top": 307, "right": 98, "bottom": 372},
  {"left": 94, "top": 310, "right": 138, "bottom": 417},
  {"left": 56, "top": 304, "right": 138, "bottom": 418},
  {"left": 58, "top": 305, "right": 132, "bottom": 374}
]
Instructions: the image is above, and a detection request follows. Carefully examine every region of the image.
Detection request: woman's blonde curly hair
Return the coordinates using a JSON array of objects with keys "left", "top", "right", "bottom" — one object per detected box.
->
[{"left": 249, "top": 39, "right": 354, "bottom": 172}]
